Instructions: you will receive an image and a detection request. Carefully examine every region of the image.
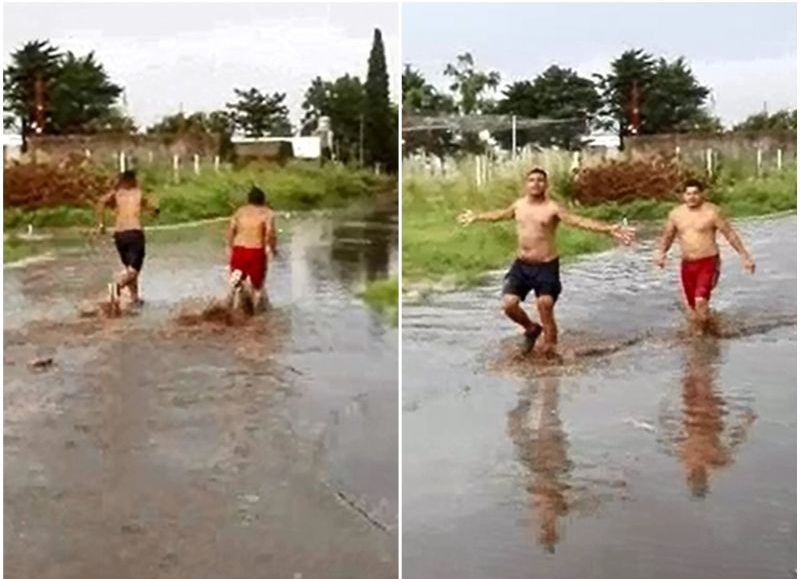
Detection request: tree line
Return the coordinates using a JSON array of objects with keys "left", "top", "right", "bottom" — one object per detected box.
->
[
  {"left": 403, "top": 50, "right": 797, "bottom": 154},
  {"left": 4, "top": 30, "right": 396, "bottom": 171}
]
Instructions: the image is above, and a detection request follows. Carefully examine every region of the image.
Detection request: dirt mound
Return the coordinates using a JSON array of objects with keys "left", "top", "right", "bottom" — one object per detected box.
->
[
  {"left": 4, "top": 159, "right": 114, "bottom": 209},
  {"left": 572, "top": 156, "right": 702, "bottom": 205}
]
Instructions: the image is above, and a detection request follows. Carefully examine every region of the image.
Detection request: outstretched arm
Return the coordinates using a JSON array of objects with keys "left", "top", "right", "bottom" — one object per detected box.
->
[
  {"left": 557, "top": 205, "right": 636, "bottom": 245},
  {"left": 716, "top": 211, "right": 755, "bottom": 273},
  {"left": 654, "top": 215, "right": 678, "bottom": 268},
  {"left": 95, "top": 191, "right": 115, "bottom": 233},
  {"left": 457, "top": 204, "right": 515, "bottom": 225}
]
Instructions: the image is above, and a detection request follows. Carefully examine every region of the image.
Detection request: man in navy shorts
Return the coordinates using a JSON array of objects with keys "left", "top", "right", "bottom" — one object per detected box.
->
[{"left": 458, "top": 168, "right": 636, "bottom": 354}]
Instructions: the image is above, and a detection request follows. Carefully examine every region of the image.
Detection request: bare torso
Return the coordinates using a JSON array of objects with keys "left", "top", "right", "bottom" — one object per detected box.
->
[
  {"left": 513, "top": 197, "right": 560, "bottom": 263},
  {"left": 113, "top": 188, "right": 145, "bottom": 231},
  {"left": 671, "top": 203, "right": 721, "bottom": 260},
  {"left": 232, "top": 205, "right": 273, "bottom": 248}
]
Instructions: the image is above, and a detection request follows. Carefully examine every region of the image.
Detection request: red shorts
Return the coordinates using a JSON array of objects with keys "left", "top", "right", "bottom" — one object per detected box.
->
[
  {"left": 229, "top": 246, "right": 267, "bottom": 289},
  {"left": 680, "top": 255, "right": 720, "bottom": 308}
]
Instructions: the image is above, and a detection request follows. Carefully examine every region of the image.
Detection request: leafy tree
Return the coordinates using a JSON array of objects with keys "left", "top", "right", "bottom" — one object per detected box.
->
[
  {"left": 734, "top": 109, "right": 797, "bottom": 132},
  {"left": 496, "top": 65, "right": 601, "bottom": 149},
  {"left": 4, "top": 40, "right": 130, "bottom": 141},
  {"left": 48, "top": 51, "right": 124, "bottom": 133},
  {"left": 226, "top": 88, "right": 292, "bottom": 137},
  {"left": 402, "top": 65, "right": 458, "bottom": 158},
  {"left": 595, "top": 49, "right": 656, "bottom": 139},
  {"left": 596, "top": 49, "right": 712, "bottom": 139},
  {"left": 301, "top": 74, "right": 365, "bottom": 163},
  {"left": 147, "top": 110, "right": 232, "bottom": 136},
  {"left": 4, "top": 40, "right": 62, "bottom": 141},
  {"left": 364, "top": 28, "right": 396, "bottom": 171},
  {"left": 443, "top": 52, "right": 501, "bottom": 115}
]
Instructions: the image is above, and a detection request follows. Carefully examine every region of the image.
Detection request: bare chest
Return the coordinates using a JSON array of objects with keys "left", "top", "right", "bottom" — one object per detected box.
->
[{"left": 515, "top": 204, "right": 559, "bottom": 233}]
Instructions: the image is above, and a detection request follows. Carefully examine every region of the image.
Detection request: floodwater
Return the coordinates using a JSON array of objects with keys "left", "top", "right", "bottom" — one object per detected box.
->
[
  {"left": 403, "top": 214, "right": 796, "bottom": 579},
  {"left": 4, "top": 201, "right": 398, "bottom": 579}
]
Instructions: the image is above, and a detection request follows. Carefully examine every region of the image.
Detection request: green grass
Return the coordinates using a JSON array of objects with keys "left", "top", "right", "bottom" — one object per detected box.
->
[
  {"left": 403, "top": 166, "right": 796, "bottom": 288},
  {"left": 4, "top": 160, "right": 394, "bottom": 229},
  {"left": 4, "top": 238, "right": 45, "bottom": 264},
  {"left": 360, "top": 277, "right": 398, "bottom": 323}
]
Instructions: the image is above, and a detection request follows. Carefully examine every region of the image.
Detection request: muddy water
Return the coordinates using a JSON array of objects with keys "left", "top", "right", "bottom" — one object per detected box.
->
[
  {"left": 403, "top": 214, "right": 796, "bottom": 579},
  {"left": 4, "top": 203, "right": 398, "bottom": 579}
]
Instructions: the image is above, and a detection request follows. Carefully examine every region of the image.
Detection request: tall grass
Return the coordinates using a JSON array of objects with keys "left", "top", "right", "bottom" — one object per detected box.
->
[{"left": 4, "top": 160, "right": 393, "bottom": 229}]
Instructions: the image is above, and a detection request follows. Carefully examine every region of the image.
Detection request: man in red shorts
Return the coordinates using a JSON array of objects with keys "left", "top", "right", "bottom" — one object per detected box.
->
[
  {"left": 655, "top": 179, "right": 755, "bottom": 333},
  {"left": 224, "top": 186, "right": 277, "bottom": 313}
]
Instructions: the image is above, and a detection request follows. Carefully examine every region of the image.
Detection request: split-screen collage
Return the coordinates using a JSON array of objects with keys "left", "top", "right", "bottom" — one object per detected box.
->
[{"left": 2, "top": 2, "right": 797, "bottom": 578}]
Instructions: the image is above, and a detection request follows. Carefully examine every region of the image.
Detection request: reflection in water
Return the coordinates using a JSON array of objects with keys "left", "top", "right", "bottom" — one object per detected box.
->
[
  {"left": 507, "top": 377, "right": 572, "bottom": 552},
  {"left": 330, "top": 206, "right": 396, "bottom": 286},
  {"left": 676, "top": 339, "right": 756, "bottom": 498}
]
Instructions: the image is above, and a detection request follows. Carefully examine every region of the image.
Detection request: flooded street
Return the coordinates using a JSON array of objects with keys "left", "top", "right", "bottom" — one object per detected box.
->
[
  {"left": 4, "top": 202, "right": 398, "bottom": 579},
  {"left": 403, "top": 214, "right": 796, "bottom": 579}
]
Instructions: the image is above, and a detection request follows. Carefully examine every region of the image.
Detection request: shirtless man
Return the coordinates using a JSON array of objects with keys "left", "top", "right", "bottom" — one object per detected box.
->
[
  {"left": 655, "top": 179, "right": 755, "bottom": 333},
  {"left": 225, "top": 186, "right": 277, "bottom": 313},
  {"left": 96, "top": 170, "right": 159, "bottom": 309},
  {"left": 458, "top": 168, "right": 636, "bottom": 354}
]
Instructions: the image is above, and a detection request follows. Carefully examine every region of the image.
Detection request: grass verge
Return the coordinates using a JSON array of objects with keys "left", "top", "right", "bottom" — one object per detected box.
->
[
  {"left": 403, "top": 167, "right": 796, "bottom": 289},
  {"left": 360, "top": 277, "right": 398, "bottom": 324}
]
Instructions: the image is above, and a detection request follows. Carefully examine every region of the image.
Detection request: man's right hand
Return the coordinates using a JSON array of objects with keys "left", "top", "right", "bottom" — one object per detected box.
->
[
  {"left": 654, "top": 252, "right": 667, "bottom": 269},
  {"left": 457, "top": 210, "right": 476, "bottom": 226}
]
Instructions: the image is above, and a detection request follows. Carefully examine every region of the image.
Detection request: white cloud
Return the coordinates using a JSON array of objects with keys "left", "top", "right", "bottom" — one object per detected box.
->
[{"left": 17, "top": 17, "right": 399, "bottom": 130}]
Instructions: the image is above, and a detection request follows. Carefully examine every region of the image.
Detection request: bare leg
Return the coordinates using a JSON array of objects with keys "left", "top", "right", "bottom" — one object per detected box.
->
[
  {"left": 694, "top": 298, "right": 711, "bottom": 335},
  {"left": 225, "top": 269, "right": 244, "bottom": 312},
  {"left": 536, "top": 295, "right": 558, "bottom": 355},
  {"left": 502, "top": 294, "right": 538, "bottom": 332},
  {"left": 252, "top": 288, "right": 267, "bottom": 313},
  {"left": 239, "top": 280, "right": 255, "bottom": 316}
]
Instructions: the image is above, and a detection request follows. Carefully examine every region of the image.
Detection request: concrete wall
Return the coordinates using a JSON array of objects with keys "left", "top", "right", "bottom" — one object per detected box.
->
[
  {"left": 26, "top": 133, "right": 220, "bottom": 166},
  {"left": 624, "top": 131, "right": 797, "bottom": 165}
]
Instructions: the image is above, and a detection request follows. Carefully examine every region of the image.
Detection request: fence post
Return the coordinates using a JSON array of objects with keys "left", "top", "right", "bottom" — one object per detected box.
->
[
  {"left": 119, "top": 151, "right": 126, "bottom": 173},
  {"left": 214, "top": 155, "right": 220, "bottom": 172},
  {"left": 193, "top": 154, "right": 200, "bottom": 175},
  {"left": 511, "top": 115, "right": 517, "bottom": 160},
  {"left": 705, "top": 148, "right": 713, "bottom": 177},
  {"left": 674, "top": 145, "right": 681, "bottom": 160},
  {"left": 571, "top": 151, "right": 581, "bottom": 174},
  {"left": 475, "top": 154, "right": 481, "bottom": 187},
  {"left": 148, "top": 151, "right": 154, "bottom": 164},
  {"left": 756, "top": 148, "right": 763, "bottom": 177},
  {"left": 777, "top": 148, "right": 783, "bottom": 171},
  {"left": 173, "top": 154, "right": 180, "bottom": 183}
]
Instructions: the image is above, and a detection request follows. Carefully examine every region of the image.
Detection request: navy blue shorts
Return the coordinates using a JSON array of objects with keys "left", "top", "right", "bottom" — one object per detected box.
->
[
  {"left": 502, "top": 258, "right": 561, "bottom": 302},
  {"left": 114, "top": 229, "right": 146, "bottom": 272}
]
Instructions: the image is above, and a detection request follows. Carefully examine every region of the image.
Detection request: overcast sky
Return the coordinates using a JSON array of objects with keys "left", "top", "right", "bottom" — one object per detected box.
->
[
  {"left": 4, "top": 2, "right": 399, "bottom": 130},
  {"left": 403, "top": 3, "right": 797, "bottom": 128}
]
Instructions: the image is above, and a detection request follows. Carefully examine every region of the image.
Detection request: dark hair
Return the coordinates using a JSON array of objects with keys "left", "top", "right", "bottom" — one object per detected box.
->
[
  {"left": 247, "top": 186, "right": 266, "bottom": 206},
  {"left": 685, "top": 178, "right": 705, "bottom": 191},
  {"left": 527, "top": 167, "right": 548, "bottom": 180},
  {"left": 118, "top": 170, "right": 137, "bottom": 189}
]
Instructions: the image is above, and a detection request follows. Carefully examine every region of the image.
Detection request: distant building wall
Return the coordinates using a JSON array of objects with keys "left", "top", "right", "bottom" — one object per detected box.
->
[
  {"left": 624, "top": 131, "right": 797, "bottom": 165},
  {"left": 26, "top": 133, "right": 220, "bottom": 166}
]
